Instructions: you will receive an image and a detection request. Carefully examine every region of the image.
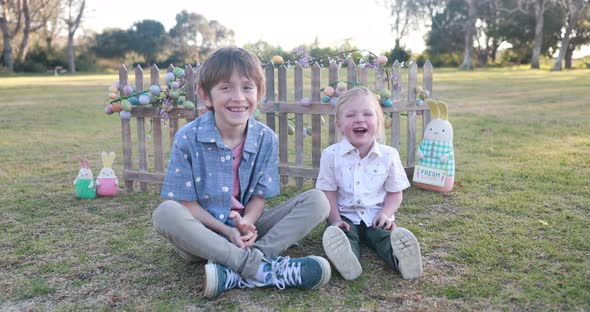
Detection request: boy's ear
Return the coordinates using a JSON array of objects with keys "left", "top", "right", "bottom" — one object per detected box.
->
[{"left": 197, "top": 86, "right": 213, "bottom": 109}]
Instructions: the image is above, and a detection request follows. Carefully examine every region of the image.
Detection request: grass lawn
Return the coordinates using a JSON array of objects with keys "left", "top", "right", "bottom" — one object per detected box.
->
[{"left": 0, "top": 68, "right": 589, "bottom": 311}]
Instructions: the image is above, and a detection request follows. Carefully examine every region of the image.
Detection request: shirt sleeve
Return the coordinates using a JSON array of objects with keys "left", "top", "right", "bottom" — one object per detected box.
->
[
  {"left": 316, "top": 147, "right": 337, "bottom": 191},
  {"left": 384, "top": 148, "right": 411, "bottom": 193},
  {"left": 160, "top": 129, "right": 197, "bottom": 201}
]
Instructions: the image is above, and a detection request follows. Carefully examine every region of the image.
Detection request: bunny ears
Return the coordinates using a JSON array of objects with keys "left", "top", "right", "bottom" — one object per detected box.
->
[
  {"left": 77, "top": 156, "right": 90, "bottom": 169},
  {"left": 101, "top": 152, "right": 115, "bottom": 168},
  {"left": 426, "top": 99, "right": 448, "bottom": 120}
]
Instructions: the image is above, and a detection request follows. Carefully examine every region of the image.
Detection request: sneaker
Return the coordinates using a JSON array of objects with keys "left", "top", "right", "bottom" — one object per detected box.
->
[
  {"left": 263, "top": 256, "right": 331, "bottom": 290},
  {"left": 203, "top": 262, "right": 255, "bottom": 298},
  {"left": 322, "top": 226, "right": 362, "bottom": 280},
  {"left": 390, "top": 227, "right": 423, "bottom": 280}
]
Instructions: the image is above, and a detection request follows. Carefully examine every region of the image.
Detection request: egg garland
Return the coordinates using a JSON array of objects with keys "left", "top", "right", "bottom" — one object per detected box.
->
[{"left": 104, "top": 67, "right": 195, "bottom": 123}]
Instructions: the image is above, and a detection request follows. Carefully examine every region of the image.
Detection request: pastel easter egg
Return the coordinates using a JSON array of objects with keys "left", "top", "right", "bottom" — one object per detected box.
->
[
  {"left": 287, "top": 124, "right": 295, "bottom": 135},
  {"left": 121, "top": 99, "right": 133, "bottom": 111},
  {"left": 415, "top": 99, "right": 424, "bottom": 106},
  {"left": 420, "top": 90, "right": 430, "bottom": 99},
  {"left": 119, "top": 111, "right": 132, "bottom": 120},
  {"left": 322, "top": 96, "right": 330, "bottom": 103},
  {"left": 114, "top": 80, "right": 120, "bottom": 89},
  {"left": 108, "top": 85, "right": 118, "bottom": 92},
  {"left": 177, "top": 98, "right": 184, "bottom": 105},
  {"left": 169, "top": 90, "right": 180, "bottom": 99},
  {"left": 300, "top": 97, "right": 312, "bottom": 107},
  {"left": 324, "top": 86, "right": 335, "bottom": 97},
  {"left": 128, "top": 96, "right": 139, "bottom": 105},
  {"left": 272, "top": 55, "right": 284, "bottom": 65},
  {"left": 123, "top": 85, "right": 133, "bottom": 96},
  {"left": 160, "top": 85, "right": 169, "bottom": 92},
  {"left": 329, "top": 97, "right": 338, "bottom": 108},
  {"left": 172, "top": 81, "right": 180, "bottom": 89},
  {"left": 253, "top": 108, "right": 261, "bottom": 120},
  {"left": 173, "top": 67, "right": 185, "bottom": 78},
  {"left": 336, "top": 81, "right": 347, "bottom": 90},
  {"left": 377, "top": 55, "right": 388, "bottom": 65},
  {"left": 165, "top": 72, "right": 176, "bottom": 83},
  {"left": 334, "top": 88, "right": 343, "bottom": 97},
  {"left": 150, "top": 95, "right": 158, "bottom": 104},
  {"left": 415, "top": 85, "right": 423, "bottom": 94},
  {"left": 183, "top": 100, "right": 195, "bottom": 109},
  {"left": 150, "top": 85, "right": 161, "bottom": 96},
  {"left": 380, "top": 89, "right": 391, "bottom": 99},
  {"left": 110, "top": 102, "right": 122, "bottom": 113},
  {"left": 109, "top": 92, "right": 118, "bottom": 100},
  {"left": 105, "top": 105, "right": 113, "bottom": 115},
  {"left": 382, "top": 98, "right": 393, "bottom": 107},
  {"left": 138, "top": 94, "right": 151, "bottom": 105}
]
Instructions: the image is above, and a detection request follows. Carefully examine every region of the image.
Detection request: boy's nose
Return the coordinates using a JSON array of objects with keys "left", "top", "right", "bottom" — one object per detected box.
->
[{"left": 231, "top": 90, "right": 245, "bottom": 101}]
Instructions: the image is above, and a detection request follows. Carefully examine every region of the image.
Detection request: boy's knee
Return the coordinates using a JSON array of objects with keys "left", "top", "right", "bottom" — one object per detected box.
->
[
  {"left": 152, "top": 200, "right": 182, "bottom": 227},
  {"left": 304, "top": 189, "right": 330, "bottom": 218}
]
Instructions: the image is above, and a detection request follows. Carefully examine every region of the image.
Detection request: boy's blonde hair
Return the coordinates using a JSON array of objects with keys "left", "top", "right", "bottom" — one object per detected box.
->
[
  {"left": 198, "top": 46, "right": 266, "bottom": 110},
  {"left": 335, "top": 86, "right": 386, "bottom": 143}
]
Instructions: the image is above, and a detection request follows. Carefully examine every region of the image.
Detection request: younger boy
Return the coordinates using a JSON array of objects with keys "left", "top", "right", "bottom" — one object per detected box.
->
[{"left": 152, "top": 46, "right": 331, "bottom": 298}]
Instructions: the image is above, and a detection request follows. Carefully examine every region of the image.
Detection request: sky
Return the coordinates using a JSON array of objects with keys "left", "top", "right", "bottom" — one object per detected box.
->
[{"left": 83, "top": 0, "right": 427, "bottom": 55}]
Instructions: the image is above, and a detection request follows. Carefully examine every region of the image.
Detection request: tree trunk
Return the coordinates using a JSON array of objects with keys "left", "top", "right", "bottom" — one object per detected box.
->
[
  {"left": 551, "top": 0, "right": 585, "bottom": 71},
  {"left": 460, "top": 0, "right": 478, "bottom": 70},
  {"left": 17, "top": 0, "right": 30, "bottom": 63},
  {"left": 564, "top": 45, "right": 573, "bottom": 69},
  {"left": 67, "top": 33, "right": 75, "bottom": 73},
  {"left": 1, "top": 22, "right": 14, "bottom": 72},
  {"left": 531, "top": 0, "right": 545, "bottom": 69}
]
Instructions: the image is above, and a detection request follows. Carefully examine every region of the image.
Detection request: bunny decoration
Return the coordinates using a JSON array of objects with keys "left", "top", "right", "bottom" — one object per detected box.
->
[
  {"left": 413, "top": 100, "right": 455, "bottom": 192},
  {"left": 74, "top": 157, "right": 96, "bottom": 199},
  {"left": 96, "top": 151, "right": 119, "bottom": 196}
]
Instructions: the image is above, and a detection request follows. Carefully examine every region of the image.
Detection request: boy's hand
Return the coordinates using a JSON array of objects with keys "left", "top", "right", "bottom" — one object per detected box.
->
[
  {"left": 229, "top": 211, "right": 257, "bottom": 248},
  {"left": 328, "top": 216, "right": 350, "bottom": 231},
  {"left": 372, "top": 212, "right": 396, "bottom": 231},
  {"left": 229, "top": 211, "right": 257, "bottom": 235}
]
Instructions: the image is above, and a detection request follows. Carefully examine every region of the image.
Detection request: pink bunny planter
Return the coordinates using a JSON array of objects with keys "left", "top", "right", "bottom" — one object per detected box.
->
[
  {"left": 96, "top": 151, "right": 119, "bottom": 196},
  {"left": 74, "top": 157, "right": 96, "bottom": 199},
  {"left": 413, "top": 100, "right": 455, "bottom": 192}
]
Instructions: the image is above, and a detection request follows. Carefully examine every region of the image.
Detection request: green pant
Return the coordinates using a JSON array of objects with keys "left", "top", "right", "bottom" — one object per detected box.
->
[{"left": 335, "top": 218, "right": 396, "bottom": 268}]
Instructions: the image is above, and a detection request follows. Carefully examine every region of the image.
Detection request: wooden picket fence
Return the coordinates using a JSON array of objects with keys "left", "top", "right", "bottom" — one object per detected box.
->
[{"left": 118, "top": 60, "right": 433, "bottom": 192}]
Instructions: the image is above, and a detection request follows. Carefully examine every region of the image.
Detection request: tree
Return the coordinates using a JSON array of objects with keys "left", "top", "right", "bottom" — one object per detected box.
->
[
  {"left": 460, "top": 0, "right": 480, "bottom": 69},
  {"left": 17, "top": 0, "right": 59, "bottom": 63},
  {"left": 168, "top": 10, "right": 234, "bottom": 64},
  {"left": 0, "top": 0, "right": 23, "bottom": 72},
  {"left": 129, "top": 19, "right": 170, "bottom": 65},
  {"left": 551, "top": 0, "right": 588, "bottom": 70},
  {"left": 93, "top": 28, "right": 129, "bottom": 59},
  {"left": 564, "top": 6, "right": 590, "bottom": 68},
  {"left": 63, "top": 0, "right": 85, "bottom": 73},
  {"left": 426, "top": 0, "right": 468, "bottom": 65}
]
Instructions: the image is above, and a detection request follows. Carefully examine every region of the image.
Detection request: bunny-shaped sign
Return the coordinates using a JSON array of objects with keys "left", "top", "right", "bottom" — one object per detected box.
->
[
  {"left": 413, "top": 100, "right": 455, "bottom": 192},
  {"left": 96, "top": 151, "right": 119, "bottom": 196},
  {"left": 74, "top": 157, "right": 96, "bottom": 199}
]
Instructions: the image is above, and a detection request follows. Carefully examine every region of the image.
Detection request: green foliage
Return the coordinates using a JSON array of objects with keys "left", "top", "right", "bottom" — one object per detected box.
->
[
  {"left": 94, "top": 28, "right": 130, "bottom": 59},
  {"left": 128, "top": 20, "right": 171, "bottom": 65},
  {"left": 388, "top": 45, "right": 411, "bottom": 64}
]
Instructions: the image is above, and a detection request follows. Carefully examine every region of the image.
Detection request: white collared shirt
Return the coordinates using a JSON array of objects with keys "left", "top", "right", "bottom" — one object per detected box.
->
[{"left": 316, "top": 139, "right": 410, "bottom": 226}]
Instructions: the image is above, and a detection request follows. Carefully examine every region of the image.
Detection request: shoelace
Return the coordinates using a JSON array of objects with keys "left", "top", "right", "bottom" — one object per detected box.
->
[
  {"left": 270, "top": 256, "right": 302, "bottom": 290},
  {"left": 224, "top": 268, "right": 255, "bottom": 290}
]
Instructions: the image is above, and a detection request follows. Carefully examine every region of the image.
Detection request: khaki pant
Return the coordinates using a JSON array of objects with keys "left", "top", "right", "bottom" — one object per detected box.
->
[{"left": 153, "top": 189, "right": 329, "bottom": 278}]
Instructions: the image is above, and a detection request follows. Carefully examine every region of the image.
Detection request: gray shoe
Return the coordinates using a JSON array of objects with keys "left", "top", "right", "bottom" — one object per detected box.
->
[
  {"left": 390, "top": 227, "right": 423, "bottom": 280},
  {"left": 322, "top": 226, "right": 362, "bottom": 280}
]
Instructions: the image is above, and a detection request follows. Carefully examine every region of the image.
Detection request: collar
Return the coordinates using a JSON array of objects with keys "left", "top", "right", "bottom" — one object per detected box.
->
[{"left": 338, "top": 138, "right": 383, "bottom": 158}]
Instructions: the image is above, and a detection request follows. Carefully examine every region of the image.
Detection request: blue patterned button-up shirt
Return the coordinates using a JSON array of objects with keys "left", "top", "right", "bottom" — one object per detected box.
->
[{"left": 160, "top": 111, "right": 280, "bottom": 225}]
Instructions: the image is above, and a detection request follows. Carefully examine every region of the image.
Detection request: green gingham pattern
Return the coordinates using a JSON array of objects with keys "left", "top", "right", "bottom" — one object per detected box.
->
[{"left": 417, "top": 139, "right": 455, "bottom": 177}]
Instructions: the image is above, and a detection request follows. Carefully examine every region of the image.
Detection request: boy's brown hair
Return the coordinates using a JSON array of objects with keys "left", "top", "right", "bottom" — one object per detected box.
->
[{"left": 198, "top": 46, "right": 266, "bottom": 108}]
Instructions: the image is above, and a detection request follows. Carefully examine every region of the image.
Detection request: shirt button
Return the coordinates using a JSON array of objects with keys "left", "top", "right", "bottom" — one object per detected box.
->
[
  {"left": 356, "top": 181, "right": 360, "bottom": 185},
  {"left": 219, "top": 214, "right": 224, "bottom": 219},
  {"left": 356, "top": 200, "right": 361, "bottom": 204},
  {"left": 226, "top": 155, "right": 231, "bottom": 160},
  {"left": 360, "top": 211, "right": 364, "bottom": 215}
]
